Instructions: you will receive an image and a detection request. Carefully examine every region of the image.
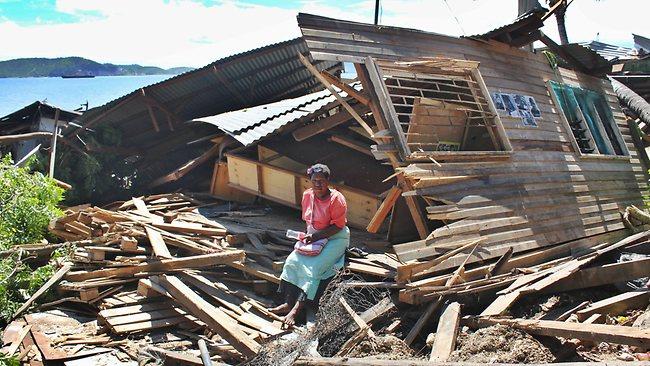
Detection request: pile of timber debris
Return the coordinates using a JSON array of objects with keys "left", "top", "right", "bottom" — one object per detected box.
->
[{"left": 1, "top": 193, "right": 650, "bottom": 365}]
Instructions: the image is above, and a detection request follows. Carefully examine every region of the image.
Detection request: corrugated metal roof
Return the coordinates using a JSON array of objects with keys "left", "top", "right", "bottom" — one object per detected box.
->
[
  {"left": 633, "top": 34, "right": 650, "bottom": 53},
  {"left": 1, "top": 101, "right": 80, "bottom": 132},
  {"left": 580, "top": 40, "right": 635, "bottom": 61},
  {"left": 466, "top": 7, "right": 546, "bottom": 42},
  {"left": 557, "top": 43, "right": 612, "bottom": 72},
  {"left": 196, "top": 85, "right": 358, "bottom": 146},
  {"left": 71, "top": 38, "right": 342, "bottom": 146}
]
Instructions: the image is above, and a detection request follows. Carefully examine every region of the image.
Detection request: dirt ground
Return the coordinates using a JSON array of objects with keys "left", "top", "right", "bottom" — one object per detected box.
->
[
  {"left": 449, "top": 324, "right": 555, "bottom": 364},
  {"left": 348, "top": 334, "right": 418, "bottom": 360}
]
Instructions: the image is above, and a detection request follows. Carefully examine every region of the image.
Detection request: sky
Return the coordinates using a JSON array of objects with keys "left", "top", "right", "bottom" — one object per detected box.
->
[{"left": 0, "top": 0, "right": 648, "bottom": 69}]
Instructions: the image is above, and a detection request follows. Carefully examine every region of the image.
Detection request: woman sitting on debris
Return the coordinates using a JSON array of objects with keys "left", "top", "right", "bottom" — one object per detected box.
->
[{"left": 270, "top": 163, "right": 350, "bottom": 327}]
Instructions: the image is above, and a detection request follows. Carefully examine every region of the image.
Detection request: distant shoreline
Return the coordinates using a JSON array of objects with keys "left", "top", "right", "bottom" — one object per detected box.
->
[
  {"left": 0, "top": 74, "right": 176, "bottom": 79},
  {"left": 0, "top": 56, "right": 193, "bottom": 78}
]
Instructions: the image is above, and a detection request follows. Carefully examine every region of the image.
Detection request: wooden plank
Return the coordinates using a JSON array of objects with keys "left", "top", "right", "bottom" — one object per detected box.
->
[
  {"left": 404, "top": 299, "right": 440, "bottom": 345},
  {"left": 429, "top": 302, "right": 461, "bottom": 362},
  {"left": 66, "top": 251, "right": 244, "bottom": 282},
  {"left": 151, "top": 222, "right": 226, "bottom": 236},
  {"left": 364, "top": 57, "right": 408, "bottom": 159},
  {"left": 545, "top": 257, "right": 650, "bottom": 293},
  {"left": 396, "top": 238, "right": 483, "bottom": 283},
  {"left": 132, "top": 197, "right": 150, "bottom": 216},
  {"left": 292, "top": 104, "right": 371, "bottom": 141},
  {"left": 13, "top": 264, "right": 71, "bottom": 319},
  {"left": 366, "top": 186, "right": 402, "bottom": 233},
  {"left": 329, "top": 135, "right": 373, "bottom": 156},
  {"left": 576, "top": 290, "right": 650, "bottom": 321},
  {"left": 321, "top": 71, "right": 370, "bottom": 106},
  {"left": 112, "top": 316, "right": 192, "bottom": 334},
  {"left": 299, "top": 53, "right": 375, "bottom": 138},
  {"left": 159, "top": 275, "right": 260, "bottom": 357},
  {"left": 5, "top": 325, "right": 31, "bottom": 357},
  {"left": 227, "top": 260, "right": 281, "bottom": 284},
  {"left": 465, "top": 316, "right": 650, "bottom": 347},
  {"left": 149, "top": 143, "right": 221, "bottom": 188},
  {"left": 145, "top": 226, "right": 172, "bottom": 259}
]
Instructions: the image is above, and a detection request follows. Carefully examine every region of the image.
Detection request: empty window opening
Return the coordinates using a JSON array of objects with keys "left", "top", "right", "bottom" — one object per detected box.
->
[{"left": 375, "top": 59, "right": 510, "bottom": 159}]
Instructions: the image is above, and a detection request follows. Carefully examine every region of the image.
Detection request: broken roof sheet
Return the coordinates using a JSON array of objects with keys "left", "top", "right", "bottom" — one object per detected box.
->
[
  {"left": 196, "top": 85, "right": 357, "bottom": 146},
  {"left": 72, "top": 38, "right": 342, "bottom": 145},
  {"left": 633, "top": 33, "right": 650, "bottom": 53},
  {"left": 580, "top": 40, "right": 635, "bottom": 61}
]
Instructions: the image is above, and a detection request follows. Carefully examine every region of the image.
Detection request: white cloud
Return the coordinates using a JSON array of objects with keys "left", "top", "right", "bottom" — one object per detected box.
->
[{"left": 0, "top": 0, "right": 647, "bottom": 68}]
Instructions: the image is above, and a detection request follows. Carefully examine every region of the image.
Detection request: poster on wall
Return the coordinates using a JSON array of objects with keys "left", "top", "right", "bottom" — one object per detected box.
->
[{"left": 492, "top": 92, "right": 541, "bottom": 127}]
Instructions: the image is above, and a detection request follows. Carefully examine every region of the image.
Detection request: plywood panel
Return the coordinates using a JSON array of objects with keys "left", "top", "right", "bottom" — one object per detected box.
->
[
  {"left": 261, "top": 168, "right": 296, "bottom": 205},
  {"left": 341, "top": 188, "right": 381, "bottom": 229},
  {"left": 227, "top": 156, "right": 259, "bottom": 192}
]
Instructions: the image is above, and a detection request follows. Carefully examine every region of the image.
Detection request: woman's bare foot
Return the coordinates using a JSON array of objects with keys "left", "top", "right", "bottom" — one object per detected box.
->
[
  {"left": 282, "top": 300, "right": 303, "bottom": 329},
  {"left": 269, "top": 303, "right": 290, "bottom": 315},
  {"left": 283, "top": 310, "right": 297, "bottom": 328}
]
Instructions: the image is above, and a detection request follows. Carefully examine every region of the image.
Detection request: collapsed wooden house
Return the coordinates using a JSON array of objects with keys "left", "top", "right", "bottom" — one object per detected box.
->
[
  {"left": 291, "top": 13, "right": 648, "bottom": 301},
  {"left": 52, "top": 38, "right": 342, "bottom": 200},
  {"left": 0, "top": 102, "right": 80, "bottom": 164},
  {"left": 4, "top": 10, "right": 650, "bottom": 366}
]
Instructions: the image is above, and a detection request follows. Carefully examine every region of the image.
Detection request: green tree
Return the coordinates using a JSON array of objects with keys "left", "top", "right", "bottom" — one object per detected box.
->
[{"left": 0, "top": 155, "right": 64, "bottom": 249}]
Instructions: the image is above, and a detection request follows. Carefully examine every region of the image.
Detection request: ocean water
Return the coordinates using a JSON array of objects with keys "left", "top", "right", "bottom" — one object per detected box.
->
[{"left": 0, "top": 75, "right": 174, "bottom": 116}]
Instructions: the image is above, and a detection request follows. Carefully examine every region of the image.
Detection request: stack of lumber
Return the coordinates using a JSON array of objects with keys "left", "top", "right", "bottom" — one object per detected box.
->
[
  {"left": 293, "top": 227, "right": 650, "bottom": 365},
  {"left": 3, "top": 192, "right": 650, "bottom": 365},
  {"left": 1, "top": 194, "right": 301, "bottom": 364}
]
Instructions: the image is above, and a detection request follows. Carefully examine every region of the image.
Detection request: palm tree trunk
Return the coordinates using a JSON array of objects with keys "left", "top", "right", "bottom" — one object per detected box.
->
[{"left": 555, "top": 4, "right": 569, "bottom": 45}]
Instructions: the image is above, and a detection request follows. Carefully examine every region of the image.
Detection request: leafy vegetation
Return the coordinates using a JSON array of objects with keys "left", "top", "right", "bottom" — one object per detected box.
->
[
  {"left": 0, "top": 56, "right": 192, "bottom": 78},
  {"left": 0, "top": 355, "right": 20, "bottom": 366},
  {"left": 50, "top": 124, "right": 142, "bottom": 205},
  {"left": 0, "top": 155, "right": 64, "bottom": 250},
  {"left": 0, "top": 245, "right": 74, "bottom": 323}
]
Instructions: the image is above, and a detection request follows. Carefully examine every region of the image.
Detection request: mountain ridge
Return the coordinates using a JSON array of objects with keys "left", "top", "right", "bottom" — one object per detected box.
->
[{"left": 0, "top": 57, "right": 194, "bottom": 78}]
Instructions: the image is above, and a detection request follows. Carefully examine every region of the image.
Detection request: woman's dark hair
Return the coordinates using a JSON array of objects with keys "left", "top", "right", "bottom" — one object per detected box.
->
[{"left": 307, "top": 163, "right": 330, "bottom": 179}]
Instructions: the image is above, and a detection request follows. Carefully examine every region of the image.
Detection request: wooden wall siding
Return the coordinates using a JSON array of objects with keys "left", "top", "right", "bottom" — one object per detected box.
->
[
  {"left": 298, "top": 15, "right": 649, "bottom": 265},
  {"left": 226, "top": 154, "right": 380, "bottom": 229}
]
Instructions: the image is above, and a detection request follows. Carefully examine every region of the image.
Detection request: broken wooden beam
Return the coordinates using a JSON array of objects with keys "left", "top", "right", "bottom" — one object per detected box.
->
[
  {"left": 299, "top": 53, "right": 375, "bottom": 138},
  {"left": 66, "top": 251, "right": 244, "bottom": 282},
  {"left": 429, "top": 302, "right": 461, "bottom": 362},
  {"left": 404, "top": 298, "right": 440, "bottom": 345},
  {"left": 366, "top": 186, "right": 402, "bottom": 233},
  {"left": 0, "top": 131, "right": 52, "bottom": 145},
  {"left": 465, "top": 316, "right": 650, "bottom": 348},
  {"left": 13, "top": 263, "right": 71, "bottom": 319},
  {"left": 320, "top": 71, "right": 370, "bottom": 106},
  {"left": 158, "top": 275, "right": 260, "bottom": 357},
  {"left": 576, "top": 290, "right": 650, "bottom": 321}
]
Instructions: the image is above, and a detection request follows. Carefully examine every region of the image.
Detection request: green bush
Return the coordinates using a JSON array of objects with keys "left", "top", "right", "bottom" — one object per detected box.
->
[
  {"left": 0, "top": 355, "right": 20, "bottom": 366},
  {"left": 0, "top": 253, "right": 57, "bottom": 321},
  {"left": 0, "top": 155, "right": 64, "bottom": 249}
]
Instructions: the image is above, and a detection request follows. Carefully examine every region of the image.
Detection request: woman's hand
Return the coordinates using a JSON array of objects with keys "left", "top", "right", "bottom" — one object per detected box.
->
[{"left": 302, "top": 234, "right": 316, "bottom": 244}]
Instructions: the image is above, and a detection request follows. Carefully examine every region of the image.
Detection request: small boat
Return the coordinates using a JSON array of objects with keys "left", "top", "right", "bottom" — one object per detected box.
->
[{"left": 61, "top": 74, "right": 95, "bottom": 79}]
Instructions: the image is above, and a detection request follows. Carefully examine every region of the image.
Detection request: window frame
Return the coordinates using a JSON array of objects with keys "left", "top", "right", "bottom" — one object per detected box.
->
[
  {"left": 365, "top": 57, "right": 512, "bottom": 162},
  {"left": 546, "top": 80, "right": 630, "bottom": 159}
]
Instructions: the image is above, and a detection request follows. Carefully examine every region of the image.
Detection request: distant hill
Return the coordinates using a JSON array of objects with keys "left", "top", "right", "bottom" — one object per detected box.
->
[{"left": 0, "top": 57, "right": 194, "bottom": 78}]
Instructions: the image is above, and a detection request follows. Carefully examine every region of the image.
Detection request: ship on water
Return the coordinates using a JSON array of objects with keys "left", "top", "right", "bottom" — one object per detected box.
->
[{"left": 61, "top": 74, "right": 95, "bottom": 79}]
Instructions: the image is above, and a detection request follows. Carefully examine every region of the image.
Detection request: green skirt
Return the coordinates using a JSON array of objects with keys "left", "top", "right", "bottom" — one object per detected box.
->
[{"left": 280, "top": 226, "right": 350, "bottom": 300}]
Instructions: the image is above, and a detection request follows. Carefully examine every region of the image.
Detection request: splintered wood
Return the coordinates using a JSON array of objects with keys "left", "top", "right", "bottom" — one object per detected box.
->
[{"left": 13, "top": 193, "right": 296, "bottom": 363}]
